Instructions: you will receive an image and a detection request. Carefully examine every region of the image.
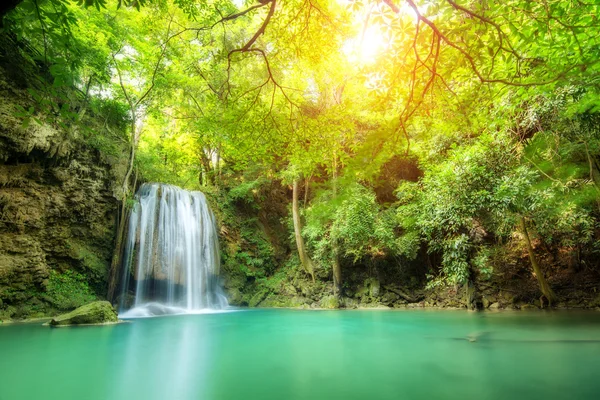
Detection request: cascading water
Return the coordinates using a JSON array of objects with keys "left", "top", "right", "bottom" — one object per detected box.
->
[{"left": 118, "top": 183, "right": 228, "bottom": 317}]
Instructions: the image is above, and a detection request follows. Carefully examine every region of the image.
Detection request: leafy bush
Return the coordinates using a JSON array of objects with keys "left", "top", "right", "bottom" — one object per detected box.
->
[
  {"left": 236, "top": 219, "right": 277, "bottom": 276},
  {"left": 304, "top": 182, "right": 397, "bottom": 267},
  {"left": 397, "top": 112, "right": 600, "bottom": 286},
  {"left": 228, "top": 177, "right": 269, "bottom": 205}
]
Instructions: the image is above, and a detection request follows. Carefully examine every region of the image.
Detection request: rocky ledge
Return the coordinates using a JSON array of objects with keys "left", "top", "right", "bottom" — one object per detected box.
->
[{"left": 49, "top": 301, "right": 119, "bottom": 326}]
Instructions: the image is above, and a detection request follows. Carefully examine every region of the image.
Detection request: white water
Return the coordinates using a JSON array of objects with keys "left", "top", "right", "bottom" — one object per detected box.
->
[{"left": 119, "top": 183, "right": 228, "bottom": 316}]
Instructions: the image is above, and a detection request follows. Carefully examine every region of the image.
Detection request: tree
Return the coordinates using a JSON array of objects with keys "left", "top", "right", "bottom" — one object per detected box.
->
[{"left": 5, "top": 0, "right": 600, "bottom": 306}]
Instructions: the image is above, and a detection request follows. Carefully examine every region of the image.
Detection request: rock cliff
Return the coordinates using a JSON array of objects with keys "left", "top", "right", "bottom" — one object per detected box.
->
[{"left": 0, "top": 61, "right": 128, "bottom": 319}]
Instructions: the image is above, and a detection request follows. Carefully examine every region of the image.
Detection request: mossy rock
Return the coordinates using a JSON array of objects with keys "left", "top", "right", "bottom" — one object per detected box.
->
[
  {"left": 520, "top": 303, "right": 539, "bottom": 310},
  {"left": 289, "top": 296, "right": 310, "bottom": 307},
  {"left": 354, "top": 285, "right": 369, "bottom": 298},
  {"left": 226, "top": 288, "right": 243, "bottom": 305},
  {"left": 248, "top": 289, "right": 270, "bottom": 307},
  {"left": 365, "top": 278, "right": 380, "bottom": 297},
  {"left": 49, "top": 301, "right": 118, "bottom": 326},
  {"left": 482, "top": 296, "right": 493, "bottom": 309},
  {"left": 260, "top": 295, "right": 310, "bottom": 308},
  {"left": 341, "top": 297, "right": 359, "bottom": 309},
  {"left": 320, "top": 295, "right": 340, "bottom": 309}
]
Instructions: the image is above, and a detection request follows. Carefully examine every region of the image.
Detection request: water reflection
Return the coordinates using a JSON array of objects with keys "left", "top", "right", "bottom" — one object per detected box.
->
[
  {"left": 111, "top": 315, "right": 215, "bottom": 399},
  {"left": 1, "top": 310, "right": 600, "bottom": 400}
]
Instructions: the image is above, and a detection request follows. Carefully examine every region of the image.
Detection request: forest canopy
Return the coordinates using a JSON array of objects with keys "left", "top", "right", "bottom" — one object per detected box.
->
[{"left": 2, "top": 0, "right": 600, "bottom": 304}]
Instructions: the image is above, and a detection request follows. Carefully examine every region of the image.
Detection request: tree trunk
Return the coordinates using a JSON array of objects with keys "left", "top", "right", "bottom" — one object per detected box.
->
[
  {"left": 465, "top": 278, "right": 476, "bottom": 310},
  {"left": 107, "top": 202, "right": 128, "bottom": 302},
  {"left": 292, "top": 178, "right": 315, "bottom": 281},
  {"left": 200, "top": 149, "right": 213, "bottom": 186},
  {"left": 121, "top": 119, "right": 138, "bottom": 198},
  {"left": 519, "top": 216, "right": 557, "bottom": 306},
  {"left": 584, "top": 142, "right": 600, "bottom": 212},
  {"left": 107, "top": 120, "right": 138, "bottom": 302},
  {"left": 331, "top": 149, "right": 342, "bottom": 295},
  {"left": 303, "top": 175, "right": 310, "bottom": 208},
  {"left": 69, "top": 75, "right": 94, "bottom": 139},
  {"left": 214, "top": 148, "right": 220, "bottom": 187},
  {"left": 332, "top": 249, "right": 342, "bottom": 295}
]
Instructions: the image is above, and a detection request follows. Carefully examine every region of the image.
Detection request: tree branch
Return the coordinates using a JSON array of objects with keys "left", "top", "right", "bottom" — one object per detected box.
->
[{"left": 240, "top": 0, "right": 276, "bottom": 51}]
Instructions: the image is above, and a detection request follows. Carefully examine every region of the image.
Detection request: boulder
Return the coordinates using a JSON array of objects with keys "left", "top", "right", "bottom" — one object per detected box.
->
[
  {"left": 482, "top": 296, "right": 492, "bottom": 309},
  {"left": 320, "top": 295, "right": 340, "bottom": 309},
  {"left": 381, "top": 292, "right": 399, "bottom": 305},
  {"left": 248, "top": 289, "right": 270, "bottom": 307},
  {"left": 520, "top": 303, "right": 539, "bottom": 310},
  {"left": 341, "top": 297, "right": 359, "bottom": 309},
  {"left": 49, "top": 301, "right": 118, "bottom": 326},
  {"left": 354, "top": 285, "right": 369, "bottom": 298},
  {"left": 365, "top": 277, "right": 380, "bottom": 298}
]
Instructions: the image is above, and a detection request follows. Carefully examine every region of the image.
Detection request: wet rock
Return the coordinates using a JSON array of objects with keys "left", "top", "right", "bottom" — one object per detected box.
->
[
  {"left": 49, "top": 301, "right": 118, "bottom": 326},
  {"left": 289, "top": 296, "right": 310, "bottom": 307},
  {"left": 341, "top": 297, "right": 358, "bottom": 309},
  {"left": 381, "top": 292, "right": 399, "bottom": 305},
  {"left": 358, "top": 304, "right": 391, "bottom": 309},
  {"left": 500, "top": 291, "right": 516, "bottom": 305},
  {"left": 520, "top": 303, "right": 539, "bottom": 310},
  {"left": 354, "top": 285, "right": 369, "bottom": 298},
  {"left": 226, "top": 288, "right": 243, "bottom": 305},
  {"left": 489, "top": 302, "right": 500, "bottom": 310},
  {"left": 320, "top": 295, "right": 340, "bottom": 309},
  {"left": 0, "top": 66, "right": 128, "bottom": 318},
  {"left": 482, "top": 296, "right": 493, "bottom": 309},
  {"left": 258, "top": 294, "right": 309, "bottom": 308},
  {"left": 115, "top": 293, "right": 136, "bottom": 310},
  {"left": 365, "top": 277, "right": 380, "bottom": 297},
  {"left": 248, "top": 289, "right": 270, "bottom": 307}
]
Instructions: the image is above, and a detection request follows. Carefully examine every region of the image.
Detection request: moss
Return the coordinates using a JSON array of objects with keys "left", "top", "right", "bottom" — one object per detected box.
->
[
  {"left": 66, "top": 240, "right": 108, "bottom": 278},
  {"left": 260, "top": 295, "right": 310, "bottom": 308},
  {"left": 320, "top": 295, "right": 340, "bottom": 309},
  {"left": 44, "top": 270, "right": 97, "bottom": 311},
  {"left": 248, "top": 288, "right": 271, "bottom": 307},
  {"left": 49, "top": 301, "right": 118, "bottom": 326}
]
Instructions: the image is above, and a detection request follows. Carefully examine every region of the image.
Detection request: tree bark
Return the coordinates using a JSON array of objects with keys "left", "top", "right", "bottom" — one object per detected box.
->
[
  {"left": 331, "top": 149, "right": 342, "bottom": 295},
  {"left": 214, "top": 147, "right": 221, "bottom": 187},
  {"left": 519, "top": 216, "right": 557, "bottom": 306},
  {"left": 292, "top": 178, "right": 315, "bottom": 281},
  {"left": 200, "top": 149, "right": 213, "bottom": 186},
  {"left": 121, "top": 118, "right": 138, "bottom": 198},
  {"left": 332, "top": 249, "right": 342, "bottom": 295},
  {"left": 584, "top": 142, "right": 600, "bottom": 212},
  {"left": 107, "top": 119, "right": 138, "bottom": 302},
  {"left": 107, "top": 202, "right": 128, "bottom": 301},
  {"left": 303, "top": 175, "right": 310, "bottom": 208}
]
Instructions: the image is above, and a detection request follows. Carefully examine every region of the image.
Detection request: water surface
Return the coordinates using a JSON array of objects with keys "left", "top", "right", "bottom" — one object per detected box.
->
[{"left": 1, "top": 309, "right": 600, "bottom": 400}]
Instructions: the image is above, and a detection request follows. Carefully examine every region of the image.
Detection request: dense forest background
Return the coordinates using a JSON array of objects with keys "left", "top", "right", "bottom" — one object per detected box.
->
[{"left": 1, "top": 0, "right": 600, "bottom": 318}]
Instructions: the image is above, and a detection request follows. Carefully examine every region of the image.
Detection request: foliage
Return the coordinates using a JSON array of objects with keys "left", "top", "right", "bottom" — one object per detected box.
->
[
  {"left": 3, "top": 0, "right": 600, "bottom": 294},
  {"left": 304, "top": 182, "right": 397, "bottom": 267},
  {"left": 397, "top": 122, "right": 599, "bottom": 286},
  {"left": 235, "top": 217, "right": 277, "bottom": 277},
  {"left": 45, "top": 270, "right": 97, "bottom": 310},
  {"left": 228, "top": 177, "right": 269, "bottom": 205}
]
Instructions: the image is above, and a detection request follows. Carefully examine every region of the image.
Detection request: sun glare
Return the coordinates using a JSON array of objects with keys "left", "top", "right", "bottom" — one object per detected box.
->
[
  {"left": 359, "top": 27, "right": 387, "bottom": 62},
  {"left": 343, "top": 26, "right": 388, "bottom": 65}
]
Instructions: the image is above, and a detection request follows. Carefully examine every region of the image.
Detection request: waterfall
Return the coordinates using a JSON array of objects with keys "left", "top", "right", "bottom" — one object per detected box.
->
[{"left": 118, "top": 183, "right": 228, "bottom": 316}]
